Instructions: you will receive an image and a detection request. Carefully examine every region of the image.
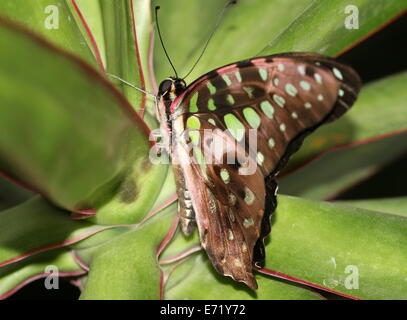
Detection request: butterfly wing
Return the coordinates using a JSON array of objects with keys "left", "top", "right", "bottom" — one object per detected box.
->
[{"left": 171, "top": 52, "right": 361, "bottom": 289}]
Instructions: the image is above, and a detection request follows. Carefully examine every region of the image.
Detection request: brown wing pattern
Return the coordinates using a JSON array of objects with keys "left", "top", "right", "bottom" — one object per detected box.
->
[{"left": 171, "top": 52, "right": 361, "bottom": 289}]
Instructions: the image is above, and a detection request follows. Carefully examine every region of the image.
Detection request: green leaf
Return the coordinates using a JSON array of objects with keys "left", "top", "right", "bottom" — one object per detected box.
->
[
  {"left": 285, "top": 72, "right": 407, "bottom": 173},
  {"left": 0, "top": 19, "right": 150, "bottom": 211},
  {"left": 0, "top": 197, "right": 108, "bottom": 266},
  {"left": 259, "top": 0, "right": 406, "bottom": 57},
  {"left": 160, "top": 195, "right": 407, "bottom": 299},
  {"left": 67, "top": 0, "right": 106, "bottom": 67},
  {"left": 165, "top": 254, "right": 323, "bottom": 300},
  {"left": 0, "top": 0, "right": 97, "bottom": 67},
  {"left": 0, "top": 248, "right": 83, "bottom": 299},
  {"left": 153, "top": 0, "right": 314, "bottom": 82},
  {"left": 99, "top": 0, "right": 145, "bottom": 112},
  {"left": 79, "top": 203, "right": 177, "bottom": 299},
  {"left": 89, "top": 160, "right": 168, "bottom": 225},
  {"left": 280, "top": 133, "right": 407, "bottom": 199},
  {"left": 265, "top": 195, "right": 407, "bottom": 299},
  {"left": 340, "top": 197, "right": 407, "bottom": 218}
]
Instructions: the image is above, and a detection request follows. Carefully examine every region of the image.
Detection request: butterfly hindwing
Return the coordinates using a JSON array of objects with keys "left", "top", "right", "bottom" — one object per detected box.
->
[{"left": 170, "top": 52, "right": 361, "bottom": 289}]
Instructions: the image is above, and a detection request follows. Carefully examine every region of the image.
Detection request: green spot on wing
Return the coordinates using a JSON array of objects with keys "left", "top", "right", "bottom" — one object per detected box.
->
[
  {"left": 260, "top": 101, "right": 274, "bottom": 118},
  {"left": 187, "top": 116, "right": 201, "bottom": 129},
  {"left": 189, "top": 93, "right": 198, "bottom": 112},
  {"left": 226, "top": 94, "right": 235, "bottom": 105},
  {"left": 189, "top": 130, "right": 200, "bottom": 145},
  {"left": 207, "top": 82, "right": 216, "bottom": 95},
  {"left": 222, "top": 74, "right": 232, "bottom": 86},
  {"left": 208, "top": 98, "right": 216, "bottom": 111},
  {"left": 259, "top": 68, "right": 268, "bottom": 81},
  {"left": 224, "top": 113, "right": 245, "bottom": 141},
  {"left": 243, "top": 107, "right": 261, "bottom": 129}
]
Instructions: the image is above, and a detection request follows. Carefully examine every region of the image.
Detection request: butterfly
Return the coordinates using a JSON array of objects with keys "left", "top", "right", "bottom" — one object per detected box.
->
[{"left": 154, "top": 51, "right": 361, "bottom": 290}]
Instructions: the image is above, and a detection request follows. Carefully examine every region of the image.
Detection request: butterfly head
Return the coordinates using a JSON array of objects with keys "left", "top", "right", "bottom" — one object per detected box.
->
[
  {"left": 158, "top": 77, "right": 186, "bottom": 102},
  {"left": 155, "top": 77, "right": 187, "bottom": 135}
]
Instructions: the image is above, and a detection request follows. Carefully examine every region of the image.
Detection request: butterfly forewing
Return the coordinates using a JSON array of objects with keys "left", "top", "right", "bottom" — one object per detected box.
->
[{"left": 170, "top": 52, "right": 361, "bottom": 289}]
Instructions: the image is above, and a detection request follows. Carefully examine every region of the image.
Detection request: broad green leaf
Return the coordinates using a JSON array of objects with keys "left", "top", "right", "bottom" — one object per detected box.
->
[
  {"left": 165, "top": 254, "right": 323, "bottom": 300},
  {"left": 0, "top": 20, "right": 150, "bottom": 211},
  {"left": 0, "top": 248, "right": 83, "bottom": 299},
  {"left": 0, "top": 0, "right": 97, "bottom": 67},
  {"left": 265, "top": 195, "right": 407, "bottom": 300},
  {"left": 99, "top": 0, "right": 144, "bottom": 113},
  {"left": 99, "top": 0, "right": 159, "bottom": 132},
  {"left": 153, "top": 0, "right": 314, "bottom": 82},
  {"left": 159, "top": 227, "right": 199, "bottom": 264},
  {"left": 0, "top": 197, "right": 108, "bottom": 266},
  {"left": 259, "top": 0, "right": 406, "bottom": 57},
  {"left": 285, "top": 72, "right": 407, "bottom": 173},
  {"left": 89, "top": 160, "right": 168, "bottom": 225},
  {"left": 340, "top": 197, "right": 407, "bottom": 218},
  {"left": 0, "top": 175, "right": 34, "bottom": 211},
  {"left": 280, "top": 133, "right": 407, "bottom": 200},
  {"left": 67, "top": 0, "right": 107, "bottom": 68},
  {"left": 153, "top": 0, "right": 404, "bottom": 83},
  {"left": 79, "top": 203, "right": 177, "bottom": 299},
  {"left": 160, "top": 195, "right": 407, "bottom": 299}
]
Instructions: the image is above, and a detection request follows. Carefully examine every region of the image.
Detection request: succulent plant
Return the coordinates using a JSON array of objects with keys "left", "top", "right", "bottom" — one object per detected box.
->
[{"left": 0, "top": 0, "right": 406, "bottom": 300}]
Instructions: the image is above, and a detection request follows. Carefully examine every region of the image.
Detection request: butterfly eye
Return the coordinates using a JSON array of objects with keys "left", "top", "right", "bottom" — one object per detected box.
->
[{"left": 158, "top": 79, "right": 173, "bottom": 96}]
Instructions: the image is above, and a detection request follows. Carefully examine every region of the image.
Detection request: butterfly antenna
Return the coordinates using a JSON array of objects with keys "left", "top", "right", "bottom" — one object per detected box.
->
[
  {"left": 106, "top": 73, "right": 156, "bottom": 99},
  {"left": 155, "top": 6, "right": 178, "bottom": 78},
  {"left": 182, "top": 0, "right": 238, "bottom": 80}
]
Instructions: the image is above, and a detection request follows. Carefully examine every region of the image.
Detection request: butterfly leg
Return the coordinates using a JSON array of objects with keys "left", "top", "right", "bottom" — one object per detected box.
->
[
  {"left": 173, "top": 163, "right": 196, "bottom": 235},
  {"left": 253, "top": 176, "right": 278, "bottom": 268}
]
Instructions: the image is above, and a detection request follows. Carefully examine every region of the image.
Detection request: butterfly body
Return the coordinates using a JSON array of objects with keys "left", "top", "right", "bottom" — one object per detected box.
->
[{"left": 156, "top": 53, "right": 361, "bottom": 289}]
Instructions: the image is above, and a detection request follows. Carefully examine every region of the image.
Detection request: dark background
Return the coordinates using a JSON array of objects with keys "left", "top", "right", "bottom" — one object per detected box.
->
[{"left": 5, "top": 13, "right": 407, "bottom": 300}]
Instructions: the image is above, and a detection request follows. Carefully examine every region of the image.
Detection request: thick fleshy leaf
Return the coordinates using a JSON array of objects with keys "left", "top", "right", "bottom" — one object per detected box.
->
[
  {"left": 0, "top": 174, "right": 34, "bottom": 211},
  {"left": 79, "top": 203, "right": 177, "bottom": 299},
  {"left": 67, "top": 0, "right": 106, "bottom": 68},
  {"left": 0, "top": 249, "right": 84, "bottom": 299},
  {"left": 89, "top": 161, "right": 168, "bottom": 225},
  {"left": 0, "top": 19, "right": 150, "bottom": 211},
  {"left": 280, "top": 133, "right": 407, "bottom": 200},
  {"left": 160, "top": 195, "right": 407, "bottom": 299},
  {"left": 153, "top": 0, "right": 404, "bottom": 84},
  {"left": 153, "top": 0, "right": 314, "bottom": 82},
  {"left": 99, "top": 0, "right": 146, "bottom": 113},
  {"left": 0, "top": 197, "right": 109, "bottom": 266},
  {"left": 284, "top": 72, "right": 407, "bottom": 173},
  {"left": 258, "top": 0, "right": 406, "bottom": 57},
  {"left": 0, "top": 0, "right": 97, "bottom": 67},
  {"left": 340, "top": 197, "right": 407, "bottom": 218},
  {"left": 265, "top": 195, "right": 407, "bottom": 300},
  {"left": 164, "top": 254, "right": 323, "bottom": 300}
]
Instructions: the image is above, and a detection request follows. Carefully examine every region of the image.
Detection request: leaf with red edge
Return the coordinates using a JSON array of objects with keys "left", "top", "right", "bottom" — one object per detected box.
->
[
  {"left": 340, "top": 197, "right": 407, "bottom": 218},
  {"left": 258, "top": 0, "right": 406, "bottom": 58},
  {"left": 283, "top": 72, "right": 407, "bottom": 174},
  {"left": 0, "top": 197, "right": 113, "bottom": 267},
  {"left": 67, "top": 0, "right": 106, "bottom": 70},
  {"left": 0, "top": 248, "right": 84, "bottom": 300},
  {"left": 264, "top": 195, "right": 407, "bottom": 300},
  {"left": 280, "top": 133, "right": 407, "bottom": 200},
  {"left": 0, "top": 18, "right": 151, "bottom": 212},
  {"left": 78, "top": 203, "right": 177, "bottom": 299},
  {"left": 0, "top": 0, "right": 97, "bottom": 67},
  {"left": 164, "top": 254, "right": 324, "bottom": 300}
]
